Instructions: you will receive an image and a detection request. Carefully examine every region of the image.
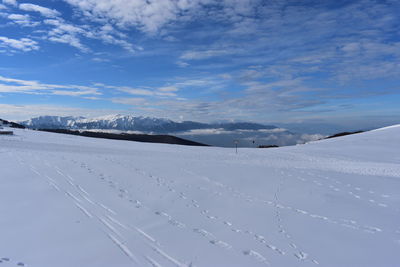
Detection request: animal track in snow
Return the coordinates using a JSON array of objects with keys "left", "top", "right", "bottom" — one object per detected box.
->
[
  {"left": 0, "top": 257, "right": 26, "bottom": 266},
  {"left": 305, "top": 172, "right": 391, "bottom": 207},
  {"left": 209, "top": 240, "right": 232, "bottom": 250},
  {"left": 242, "top": 250, "right": 269, "bottom": 265},
  {"left": 294, "top": 251, "right": 308, "bottom": 260},
  {"left": 273, "top": 171, "right": 319, "bottom": 265}
]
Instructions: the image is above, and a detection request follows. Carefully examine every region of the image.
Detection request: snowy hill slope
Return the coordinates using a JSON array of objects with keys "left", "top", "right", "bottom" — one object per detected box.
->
[{"left": 0, "top": 125, "right": 399, "bottom": 267}]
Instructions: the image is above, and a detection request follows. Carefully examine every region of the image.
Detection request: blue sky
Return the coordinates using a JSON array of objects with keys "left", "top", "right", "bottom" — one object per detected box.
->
[{"left": 0, "top": 0, "right": 399, "bottom": 130}]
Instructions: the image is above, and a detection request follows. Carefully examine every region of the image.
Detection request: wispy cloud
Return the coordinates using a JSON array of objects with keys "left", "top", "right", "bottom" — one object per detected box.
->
[
  {"left": 40, "top": 18, "right": 137, "bottom": 53},
  {"left": 0, "top": 103, "right": 123, "bottom": 121},
  {"left": 0, "top": 36, "right": 39, "bottom": 52},
  {"left": 180, "top": 49, "right": 236, "bottom": 60},
  {"left": 111, "top": 97, "right": 147, "bottom": 106},
  {"left": 97, "top": 84, "right": 178, "bottom": 97},
  {"left": 63, "top": 0, "right": 207, "bottom": 35},
  {"left": 2, "top": 0, "right": 17, "bottom": 7},
  {"left": 1, "top": 2, "right": 137, "bottom": 53},
  {"left": 0, "top": 75, "right": 101, "bottom": 96},
  {"left": 19, "top": 3, "right": 60, "bottom": 18},
  {"left": 43, "top": 18, "right": 90, "bottom": 52},
  {"left": 158, "top": 86, "right": 179, "bottom": 92},
  {"left": 7, "top": 13, "right": 40, "bottom": 27},
  {"left": 91, "top": 57, "right": 110, "bottom": 63}
]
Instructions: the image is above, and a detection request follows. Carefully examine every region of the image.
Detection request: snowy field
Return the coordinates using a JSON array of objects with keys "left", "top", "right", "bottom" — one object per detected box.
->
[{"left": 0, "top": 125, "right": 399, "bottom": 267}]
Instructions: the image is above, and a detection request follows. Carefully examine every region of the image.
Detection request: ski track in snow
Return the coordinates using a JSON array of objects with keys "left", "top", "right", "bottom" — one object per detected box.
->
[
  {"left": 13, "top": 152, "right": 190, "bottom": 267},
  {"left": 75, "top": 156, "right": 270, "bottom": 265}
]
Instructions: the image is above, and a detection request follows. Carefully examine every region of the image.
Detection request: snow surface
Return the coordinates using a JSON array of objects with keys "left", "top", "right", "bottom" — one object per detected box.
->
[{"left": 0, "top": 126, "right": 399, "bottom": 267}]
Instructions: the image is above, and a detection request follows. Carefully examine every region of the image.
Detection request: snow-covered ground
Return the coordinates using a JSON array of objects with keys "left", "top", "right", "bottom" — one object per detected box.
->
[{"left": 0, "top": 125, "right": 399, "bottom": 267}]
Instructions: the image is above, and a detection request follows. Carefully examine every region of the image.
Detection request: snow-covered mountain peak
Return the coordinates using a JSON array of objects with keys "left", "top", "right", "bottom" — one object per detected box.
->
[
  {"left": 20, "top": 115, "right": 174, "bottom": 130},
  {"left": 77, "top": 114, "right": 130, "bottom": 123},
  {"left": 22, "top": 115, "right": 83, "bottom": 127}
]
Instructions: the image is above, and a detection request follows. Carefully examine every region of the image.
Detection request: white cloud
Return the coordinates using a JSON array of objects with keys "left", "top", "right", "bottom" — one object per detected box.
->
[
  {"left": 86, "top": 24, "right": 136, "bottom": 52},
  {"left": 256, "top": 128, "right": 288, "bottom": 133},
  {"left": 219, "top": 73, "right": 232, "bottom": 80},
  {"left": 41, "top": 18, "right": 137, "bottom": 53},
  {"left": 44, "top": 19, "right": 84, "bottom": 34},
  {"left": 2, "top": 0, "right": 17, "bottom": 6},
  {"left": 180, "top": 49, "right": 234, "bottom": 60},
  {"left": 158, "top": 86, "right": 179, "bottom": 92},
  {"left": 115, "top": 77, "right": 226, "bottom": 98},
  {"left": 0, "top": 36, "right": 39, "bottom": 52},
  {"left": 176, "top": 61, "right": 189, "bottom": 67},
  {"left": 175, "top": 78, "right": 218, "bottom": 87},
  {"left": 178, "top": 128, "right": 289, "bottom": 136},
  {"left": 119, "top": 87, "right": 155, "bottom": 96},
  {"left": 178, "top": 128, "right": 233, "bottom": 135},
  {"left": 48, "top": 34, "right": 89, "bottom": 52},
  {"left": 0, "top": 103, "right": 122, "bottom": 121},
  {"left": 52, "top": 85, "right": 101, "bottom": 96},
  {"left": 0, "top": 75, "right": 101, "bottom": 96},
  {"left": 7, "top": 13, "right": 40, "bottom": 27},
  {"left": 51, "top": 90, "right": 97, "bottom": 96},
  {"left": 63, "top": 0, "right": 210, "bottom": 35},
  {"left": 97, "top": 83, "right": 178, "bottom": 97},
  {"left": 111, "top": 97, "right": 146, "bottom": 106},
  {"left": 1, "top": 2, "right": 137, "bottom": 53},
  {"left": 92, "top": 57, "right": 110, "bottom": 62},
  {"left": 8, "top": 13, "right": 27, "bottom": 20},
  {"left": 0, "top": 3, "right": 7, "bottom": 9},
  {"left": 299, "top": 133, "right": 325, "bottom": 143},
  {"left": 44, "top": 18, "right": 89, "bottom": 52},
  {"left": 19, "top": 3, "right": 60, "bottom": 18}
]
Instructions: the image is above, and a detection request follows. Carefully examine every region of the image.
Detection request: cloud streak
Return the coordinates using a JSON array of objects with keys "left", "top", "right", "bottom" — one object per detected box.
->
[
  {"left": 19, "top": 3, "right": 60, "bottom": 18},
  {"left": 2, "top": 0, "right": 17, "bottom": 7},
  {"left": 0, "top": 36, "right": 39, "bottom": 52},
  {"left": 7, "top": 13, "right": 39, "bottom": 27},
  {"left": 0, "top": 75, "right": 101, "bottom": 96},
  {"left": 63, "top": 0, "right": 208, "bottom": 35}
]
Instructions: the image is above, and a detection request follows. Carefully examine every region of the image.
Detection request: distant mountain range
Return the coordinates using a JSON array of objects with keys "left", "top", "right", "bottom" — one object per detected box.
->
[
  {"left": 20, "top": 115, "right": 325, "bottom": 147},
  {"left": 0, "top": 118, "right": 26, "bottom": 129},
  {"left": 21, "top": 115, "right": 278, "bottom": 133}
]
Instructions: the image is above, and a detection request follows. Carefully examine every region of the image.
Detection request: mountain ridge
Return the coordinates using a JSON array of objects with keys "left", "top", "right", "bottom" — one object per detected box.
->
[
  {"left": 38, "top": 128, "right": 209, "bottom": 147},
  {"left": 21, "top": 115, "right": 278, "bottom": 133}
]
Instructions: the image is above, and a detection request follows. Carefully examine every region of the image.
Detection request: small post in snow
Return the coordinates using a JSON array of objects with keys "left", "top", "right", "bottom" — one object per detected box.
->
[{"left": 234, "top": 140, "right": 239, "bottom": 154}]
